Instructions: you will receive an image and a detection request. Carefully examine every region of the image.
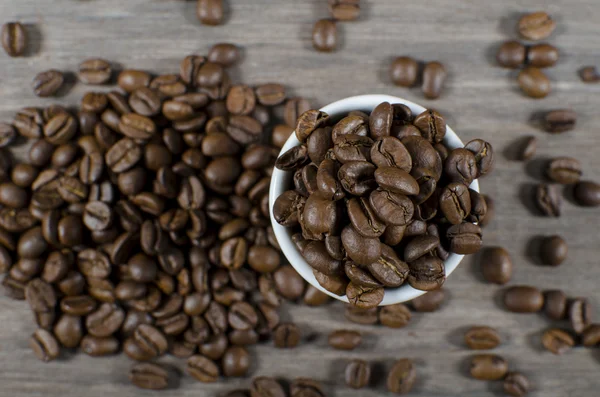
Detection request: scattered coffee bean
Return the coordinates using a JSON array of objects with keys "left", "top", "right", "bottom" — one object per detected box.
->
[
  {"left": 32, "top": 70, "right": 64, "bottom": 97},
  {"left": 390, "top": 56, "right": 419, "bottom": 87},
  {"left": 328, "top": 329, "right": 361, "bottom": 350},
  {"left": 1, "top": 22, "right": 27, "bottom": 57},
  {"left": 422, "top": 61, "right": 447, "bottom": 99},
  {"left": 497, "top": 41, "right": 526, "bottom": 69},
  {"left": 208, "top": 43, "right": 240, "bottom": 67},
  {"left": 518, "top": 67, "right": 550, "bottom": 98},
  {"left": 129, "top": 362, "right": 170, "bottom": 390},
  {"left": 527, "top": 43, "right": 559, "bottom": 68},
  {"left": 329, "top": 0, "right": 360, "bottom": 21},
  {"left": 312, "top": 19, "right": 337, "bottom": 52},
  {"left": 517, "top": 136, "right": 537, "bottom": 161},
  {"left": 78, "top": 58, "right": 112, "bottom": 85},
  {"left": 504, "top": 372, "right": 530, "bottom": 397},
  {"left": 579, "top": 66, "right": 600, "bottom": 83},
  {"left": 535, "top": 183, "right": 561, "bottom": 216},
  {"left": 481, "top": 247, "right": 512, "bottom": 285},
  {"left": 581, "top": 324, "right": 600, "bottom": 347},
  {"left": 387, "top": 358, "right": 416, "bottom": 394},
  {"left": 29, "top": 328, "right": 60, "bottom": 362},
  {"left": 345, "top": 359, "right": 370, "bottom": 389},
  {"left": 222, "top": 346, "right": 250, "bottom": 377},
  {"left": 379, "top": 303, "right": 411, "bottom": 328},
  {"left": 540, "top": 235, "right": 567, "bottom": 266},
  {"left": 543, "top": 109, "right": 576, "bottom": 133},
  {"left": 546, "top": 157, "right": 581, "bottom": 184},
  {"left": 569, "top": 298, "right": 592, "bottom": 334},
  {"left": 503, "top": 286, "right": 544, "bottom": 313},
  {"left": 469, "top": 354, "right": 508, "bottom": 380},
  {"left": 542, "top": 328, "right": 575, "bottom": 354},
  {"left": 464, "top": 326, "right": 501, "bottom": 350},
  {"left": 410, "top": 289, "right": 445, "bottom": 312},
  {"left": 196, "top": 0, "right": 224, "bottom": 26},
  {"left": 519, "top": 11, "right": 556, "bottom": 41},
  {"left": 574, "top": 181, "right": 600, "bottom": 207},
  {"left": 187, "top": 354, "right": 220, "bottom": 383},
  {"left": 544, "top": 289, "right": 567, "bottom": 320}
]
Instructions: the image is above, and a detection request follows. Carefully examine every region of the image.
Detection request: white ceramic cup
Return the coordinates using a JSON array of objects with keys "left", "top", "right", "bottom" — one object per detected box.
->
[{"left": 269, "top": 94, "right": 479, "bottom": 305}]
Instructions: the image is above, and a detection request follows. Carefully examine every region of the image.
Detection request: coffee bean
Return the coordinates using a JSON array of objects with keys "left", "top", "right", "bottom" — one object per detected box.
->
[
  {"left": 367, "top": 244, "right": 409, "bottom": 287},
  {"left": 0, "top": 182, "right": 28, "bottom": 209},
  {"left": 60, "top": 295, "right": 97, "bottom": 316},
  {"left": 290, "top": 378, "right": 325, "bottom": 397},
  {"left": 196, "top": 0, "right": 224, "bottom": 26},
  {"left": 390, "top": 56, "right": 419, "bottom": 87},
  {"left": 422, "top": 61, "right": 447, "bottom": 99},
  {"left": 504, "top": 372, "right": 530, "bottom": 397},
  {"left": 387, "top": 358, "right": 416, "bottom": 394},
  {"left": 379, "top": 303, "right": 411, "bottom": 328},
  {"left": 579, "top": 66, "right": 600, "bottom": 83},
  {"left": 345, "top": 359, "right": 370, "bottom": 389},
  {"left": 481, "top": 247, "right": 512, "bottom": 285},
  {"left": 503, "top": 285, "right": 544, "bottom": 313},
  {"left": 117, "top": 69, "right": 151, "bottom": 93},
  {"left": 375, "top": 167, "right": 419, "bottom": 196},
  {"left": 540, "top": 235, "right": 567, "bottom": 266},
  {"left": 464, "top": 326, "right": 501, "bottom": 350},
  {"left": 346, "top": 283, "right": 384, "bottom": 309},
  {"left": 518, "top": 67, "right": 551, "bottom": 98},
  {"left": 273, "top": 322, "right": 300, "bottom": 348},
  {"left": 528, "top": 43, "right": 559, "bottom": 68},
  {"left": 519, "top": 11, "right": 556, "bottom": 41},
  {"left": 543, "top": 289, "right": 567, "bottom": 320},
  {"left": 469, "top": 354, "right": 508, "bottom": 380},
  {"left": 29, "top": 329, "right": 60, "bottom": 362},
  {"left": 207, "top": 43, "right": 240, "bottom": 67},
  {"left": 53, "top": 314, "right": 83, "bottom": 348},
  {"left": 32, "top": 70, "right": 64, "bottom": 97},
  {"left": 542, "top": 328, "right": 575, "bottom": 354},
  {"left": 407, "top": 255, "right": 444, "bottom": 291},
  {"left": 329, "top": 0, "right": 360, "bottom": 21},
  {"left": 496, "top": 41, "right": 526, "bottom": 68},
  {"left": 119, "top": 113, "right": 157, "bottom": 140},
  {"left": 0, "top": 123, "right": 16, "bottom": 148},
  {"left": 517, "top": 136, "right": 537, "bottom": 161},
  {"left": 187, "top": 354, "right": 220, "bottom": 382},
  {"left": 569, "top": 298, "right": 592, "bottom": 334},
  {"left": 582, "top": 324, "right": 600, "bottom": 347},
  {"left": 464, "top": 139, "right": 494, "bottom": 177},
  {"left": 129, "top": 362, "right": 170, "bottom": 390},
  {"left": 535, "top": 183, "right": 561, "bottom": 216},
  {"left": 546, "top": 157, "right": 581, "bottom": 184},
  {"left": 78, "top": 58, "right": 112, "bottom": 85},
  {"left": 439, "top": 182, "right": 471, "bottom": 224},
  {"left": 574, "top": 181, "right": 600, "bottom": 207},
  {"left": 80, "top": 335, "right": 119, "bottom": 357},
  {"left": 2, "top": 22, "right": 27, "bottom": 57},
  {"left": 328, "top": 329, "right": 361, "bottom": 350},
  {"left": 86, "top": 303, "right": 125, "bottom": 337},
  {"left": 255, "top": 83, "right": 286, "bottom": 106},
  {"left": 410, "top": 289, "right": 445, "bottom": 312},
  {"left": 251, "top": 377, "right": 286, "bottom": 397},
  {"left": 312, "top": 19, "right": 337, "bottom": 52},
  {"left": 273, "top": 265, "right": 305, "bottom": 301},
  {"left": 222, "top": 346, "right": 250, "bottom": 377},
  {"left": 105, "top": 138, "right": 142, "bottom": 173}
]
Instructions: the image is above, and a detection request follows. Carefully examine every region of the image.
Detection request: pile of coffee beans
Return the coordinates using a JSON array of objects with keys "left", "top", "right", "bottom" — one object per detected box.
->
[
  {"left": 390, "top": 57, "right": 448, "bottom": 99},
  {"left": 312, "top": 1, "right": 361, "bottom": 52},
  {"left": 495, "top": 11, "right": 558, "bottom": 98},
  {"left": 0, "top": 41, "right": 360, "bottom": 388},
  {"left": 274, "top": 103, "right": 491, "bottom": 308}
]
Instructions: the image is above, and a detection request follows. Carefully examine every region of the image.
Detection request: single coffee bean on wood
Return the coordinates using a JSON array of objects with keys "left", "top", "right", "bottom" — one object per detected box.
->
[
  {"left": 504, "top": 286, "right": 544, "bottom": 313},
  {"left": 543, "top": 109, "right": 577, "bottom": 133},
  {"left": 390, "top": 56, "right": 419, "bottom": 87},
  {"left": 129, "top": 362, "right": 170, "bottom": 390},
  {"left": 540, "top": 235, "right": 567, "bottom": 266},
  {"left": 496, "top": 41, "right": 526, "bottom": 69},
  {"left": 345, "top": 359, "right": 371, "bottom": 389},
  {"left": 527, "top": 43, "right": 559, "bottom": 68},
  {"left": 328, "top": 329, "right": 361, "bottom": 350},
  {"left": 481, "top": 247, "right": 512, "bottom": 285},
  {"left": 542, "top": 328, "right": 575, "bottom": 354},
  {"left": 504, "top": 372, "right": 530, "bottom": 397},
  {"left": 582, "top": 324, "right": 600, "bottom": 347},
  {"left": 469, "top": 354, "right": 508, "bottom": 380},
  {"left": 422, "top": 61, "right": 447, "bottom": 99},
  {"left": 519, "top": 11, "right": 556, "bottom": 41},
  {"left": 197, "top": 0, "right": 224, "bottom": 26},
  {"left": 544, "top": 290, "right": 567, "bottom": 320},
  {"left": 517, "top": 136, "right": 537, "bottom": 161},
  {"left": 329, "top": 0, "right": 360, "bottom": 21},
  {"left": 387, "top": 358, "right": 416, "bottom": 394},
  {"left": 32, "top": 70, "right": 64, "bottom": 97},
  {"left": 535, "top": 183, "right": 561, "bottom": 216},
  {"left": 574, "top": 181, "right": 600, "bottom": 207},
  {"left": 546, "top": 157, "right": 581, "bottom": 184},
  {"left": 78, "top": 58, "right": 112, "bottom": 85},
  {"left": 569, "top": 298, "right": 592, "bottom": 334},
  {"left": 312, "top": 19, "right": 337, "bottom": 52},
  {"left": 410, "top": 289, "right": 445, "bottom": 312},
  {"left": 1, "top": 22, "right": 27, "bottom": 57},
  {"left": 518, "top": 67, "right": 550, "bottom": 99},
  {"left": 579, "top": 66, "right": 600, "bottom": 83},
  {"left": 464, "top": 326, "right": 501, "bottom": 350}
]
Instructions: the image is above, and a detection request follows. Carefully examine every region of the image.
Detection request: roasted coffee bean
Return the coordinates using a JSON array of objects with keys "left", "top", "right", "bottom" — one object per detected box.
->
[
  {"left": 81, "top": 335, "right": 119, "bottom": 357},
  {"left": 402, "top": 135, "right": 442, "bottom": 178},
  {"left": 25, "top": 278, "right": 56, "bottom": 313},
  {"left": 222, "top": 346, "right": 250, "bottom": 377},
  {"left": 422, "top": 61, "right": 447, "bottom": 99},
  {"left": 251, "top": 377, "right": 286, "bottom": 397},
  {"left": 117, "top": 70, "right": 151, "bottom": 93},
  {"left": 580, "top": 66, "right": 600, "bottom": 83},
  {"left": 329, "top": 0, "right": 360, "bottom": 21},
  {"left": 370, "top": 136, "right": 412, "bottom": 172},
  {"left": 390, "top": 56, "right": 419, "bottom": 87},
  {"left": 569, "top": 298, "right": 592, "bottom": 334},
  {"left": 345, "top": 359, "right": 370, "bottom": 389},
  {"left": 312, "top": 19, "right": 337, "bottom": 52},
  {"left": 544, "top": 289, "right": 567, "bottom": 320},
  {"left": 2, "top": 22, "right": 27, "bottom": 57},
  {"left": 0, "top": 182, "right": 28, "bottom": 208},
  {"left": 464, "top": 139, "right": 494, "bottom": 177},
  {"left": 332, "top": 115, "right": 368, "bottom": 145},
  {"left": 32, "top": 70, "right": 64, "bottom": 97},
  {"left": 295, "top": 110, "right": 329, "bottom": 143},
  {"left": 387, "top": 358, "right": 416, "bottom": 394},
  {"left": 519, "top": 11, "right": 556, "bottom": 41},
  {"left": 119, "top": 113, "right": 156, "bottom": 140},
  {"left": 328, "top": 329, "right": 361, "bottom": 350},
  {"left": 496, "top": 41, "right": 526, "bottom": 68},
  {"left": 528, "top": 43, "right": 559, "bottom": 68},
  {"left": 546, "top": 157, "right": 581, "bottom": 184},
  {"left": 28, "top": 139, "right": 54, "bottom": 167},
  {"left": 187, "top": 354, "right": 220, "bottom": 383},
  {"left": 344, "top": 305, "right": 378, "bottom": 325},
  {"left": 346, "top": 283, "right": 384, "bottom": 309},
  {"left": 439, "top": 183, "right": 471, "bottom": 225},
  {"left": 517, "top": 136, "right": 537, "bottom": 161},
  {"left": 379, "top": 303, "right": 411, "bottom": 328},
  {"left": 518, "top": 67, "right": 550, "bottom": 98},
  {"left": 53, "top": 314, "right": 83, "bottom": 348},
  {"left": 290, "top": 378, "right": 325, "bottom": 397},
  {"left": 464, "top": 326, "right": 501, "bottom": 350},
  {"left": 407, "top": 256, "right": 444, "bottom": 291},
  {"left": 29, "top": 329, "right": 60, "bottom": 362},
  {"left": 469, "top": 354, "right": 508, "bottom": 380},
  {"left": 346, "top": 197, "right": 385, "bottom": 238},
  {"left": 86, "top": 303, "right": 125, "bottom": 337},
  {"left": 582, "top": 324, "right": 600, "bottom": 347},
  {"left": 57, "top": 271, "right": 85, "bottom": 297},
  {"left": 115, "top": 281, "right": 147, "bottom": 301},
  {"left": 536, "top": 183, "right": 561, "bottom": 216},
  {"left": 574, "top": 181, "right": 600, "bottom": 207},
  {"left": 504, "top": 372, "right": 530, "bottom": 397},
  {"left": 540, "top": 235, "right": 567, "bottom": 266},
  {"left": 207, "top": 42, "right": 239, "bottom": 67},
  {"left": 481, "top": 247, "right": 512, "bottom": 285},
  {"left": 504, "top": 286, "right": 544, "bottom": 313},
  {"left": 284, "top": 97, "right": 311, "bottom": 128},
  {"left": 60, "top": 295, "right": 97, "bottom": 316},
  {"left": 106, "top": 138, "right": 142, "bottom": 173},
  {"left": 197, "top": 0, "right": 224, "bottom": 26},
  {"left": 367, "top": 244, "right": 408, "bottom": 287},
  {"left": 81, "top": 92, "right": 108, "bottom": 113},
  {"left": 542, "top": 328, "right": 575, "bottom": 354},
  {"left": 273, "top": 265, "right": 305, "bottom": 301},
  {"left": 255, "top": 83, "right": 285, "bottom": 106},
  {"left": 410, "top": 289, "right": 445, "bottom": 312},
  {"left": 0, "top": 123, "right": 16, "bottom": 148},
  {"left": 129, "top": 362, "right": 170, "bottom": 390},
  {"left": 273, "top": 322, "right": 301, "bottom": 348},
  {"left": 369, "top": 188, "right": 414, "bottom": 226},
  {"left": 446, "top": 222, "right": 482, "bottom": 254},
  {"left": 78, "top": 58, "right": 112, "bottom": 85},
  {"left": 404, "top": 235, "right": 439, "bottom": 263},
  {"left": 340, "top": 224, "right": 380, "bottom": 266},
  {"left": 275, "top": 145, "right": 309, "bottom": 171},
  {"left": 375, "top": 167, "right": 419, "bottom": 195}
]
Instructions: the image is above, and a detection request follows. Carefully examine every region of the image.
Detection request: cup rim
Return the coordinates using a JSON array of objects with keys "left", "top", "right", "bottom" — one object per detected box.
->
[{"left": 269, "top": 94, "right": 480, "bottom": 305}]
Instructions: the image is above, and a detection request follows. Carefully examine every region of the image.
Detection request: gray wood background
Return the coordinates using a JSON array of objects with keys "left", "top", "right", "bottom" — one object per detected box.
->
[{"left": 1, "top": 0, "right": 600, "bottom": 396}]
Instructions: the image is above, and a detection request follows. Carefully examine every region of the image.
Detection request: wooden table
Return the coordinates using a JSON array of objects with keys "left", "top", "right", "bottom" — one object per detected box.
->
[{"left": 1, "top": 1, "right": 600, "bottom": 396}]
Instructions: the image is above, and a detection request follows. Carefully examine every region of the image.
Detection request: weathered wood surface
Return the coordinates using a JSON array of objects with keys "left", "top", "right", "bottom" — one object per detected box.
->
[{"left": 1, "top": 1, "right": 600, "bottom": 396}]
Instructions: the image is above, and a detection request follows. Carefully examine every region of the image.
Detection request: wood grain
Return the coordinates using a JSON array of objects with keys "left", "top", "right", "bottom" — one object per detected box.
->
[{"left": 1, "top": 1, "right": 600, "bottom": 396}]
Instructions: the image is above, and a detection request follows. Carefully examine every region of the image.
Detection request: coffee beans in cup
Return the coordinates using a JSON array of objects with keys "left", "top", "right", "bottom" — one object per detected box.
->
[{"left": 274, "top": 102, "right": 492, "bottom": 307}]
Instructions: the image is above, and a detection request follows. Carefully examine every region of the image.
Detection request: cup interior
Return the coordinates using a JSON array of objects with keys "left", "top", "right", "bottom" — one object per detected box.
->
[{"left": 269, "top": 94, "right": 480, "bottom": 305}]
